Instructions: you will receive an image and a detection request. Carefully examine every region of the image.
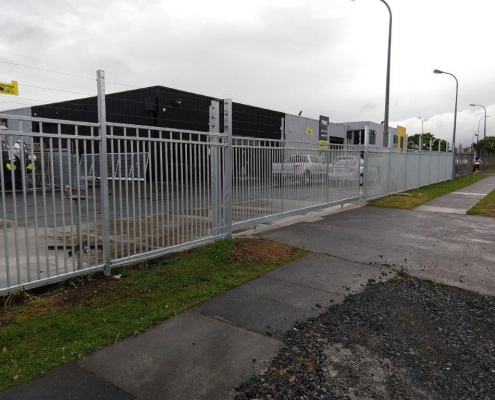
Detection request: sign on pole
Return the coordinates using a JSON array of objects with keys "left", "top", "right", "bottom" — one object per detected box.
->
[
  {"left": 319, "top": 115, "right": 329, "bottom": 149},
  {"left": 0, "top": 80, "right": 19, "bottom": 96}
]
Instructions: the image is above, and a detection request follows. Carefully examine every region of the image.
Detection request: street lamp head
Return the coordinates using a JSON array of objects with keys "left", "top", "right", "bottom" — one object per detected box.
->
[
  {"left": 470, "top": 103, "right": 477, "bottom": 107},
  {"left": 433, "top": 69, "right": 443, "bottom": 74}
]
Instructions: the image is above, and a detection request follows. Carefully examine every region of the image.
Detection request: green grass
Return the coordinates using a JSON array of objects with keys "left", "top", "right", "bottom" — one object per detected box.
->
[
  {"left": 467, "top": 188, "right": 495, "bottom": 217},
  {"left": 0, "top": 239, "right": 309, "bottom": 390},
  {"left": 368, "top": 174, "right": 489, "bottom": 210}
]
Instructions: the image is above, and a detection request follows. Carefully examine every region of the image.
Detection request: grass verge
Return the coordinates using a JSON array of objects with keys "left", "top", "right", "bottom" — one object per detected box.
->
[
  {"left": 467, "top": 188, "right": 495, "bottom": 217},
  {"left": 368, "top": 174, "right": 489, "bottom": 210},
  {"left": 0, "top": 238, "right": 309, "bottom": 391}
]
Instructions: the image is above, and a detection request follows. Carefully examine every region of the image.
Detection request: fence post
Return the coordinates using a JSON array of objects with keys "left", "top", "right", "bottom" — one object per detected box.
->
[
  {"left": 96, "top": 70, "right": 111, "bottom": 276},
  {"left": 280, "top": 117, "right": 286, "bottom": 212},
  {"left": 404, "top": 134, "right": 408, "bottom": 191},
  {"left": 429, "top": 138, "right": 433, "bottom": 185},
  {"left": 445, "top": 142, "right": 449, "bottom": 182},
  {"left": 387, "top": 148, "right": 392, "bottom": 195},
  {"left": 209, "top": 101, "right": 221, "bottom": 236},
  {"left": 417, "top": 151, "right": 421, "bottom": 190},
  {"left": 363, "top": 124, "right": 369, "bottom": 200},
  {"left": 223, "top": 99, "right": 233, "bottom": 239}
]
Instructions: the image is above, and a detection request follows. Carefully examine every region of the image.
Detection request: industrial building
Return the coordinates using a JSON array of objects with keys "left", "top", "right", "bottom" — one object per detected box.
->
[{"left": 1, "top": 85, "right": 405, "bottom": 149}]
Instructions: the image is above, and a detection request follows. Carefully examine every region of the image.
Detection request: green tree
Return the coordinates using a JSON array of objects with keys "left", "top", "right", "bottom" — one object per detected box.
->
[
  {"left": 407, "top": 133, "right": 448, "bottom": 151},
  {"left": 475, "top": 136, "right": 495, "bottom": 156}
]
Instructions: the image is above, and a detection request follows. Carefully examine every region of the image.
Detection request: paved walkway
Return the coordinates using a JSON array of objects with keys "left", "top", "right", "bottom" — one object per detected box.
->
[
  {"left": 2, "top": 178, "right": 495, "bottom": 400},
  {"left": 415, "top": 174, "right": 495, "bottom": 214}
]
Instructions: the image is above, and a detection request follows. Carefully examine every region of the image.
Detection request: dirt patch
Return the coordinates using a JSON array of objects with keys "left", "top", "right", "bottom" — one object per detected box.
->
[
  {"left": 227, "top": 238, "right": 298, "bottom": 266},
  {"left": 483, "top": 203, "right": 495, "bottom": 216}
]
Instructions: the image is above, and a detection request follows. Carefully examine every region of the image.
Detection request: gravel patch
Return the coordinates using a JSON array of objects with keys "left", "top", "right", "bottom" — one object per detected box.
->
[{"left": 234, "top": 277, "right": 495, "bottom": 400}]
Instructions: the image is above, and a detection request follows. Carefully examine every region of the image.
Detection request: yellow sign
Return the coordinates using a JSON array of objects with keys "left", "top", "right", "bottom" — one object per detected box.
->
[
  {"left": 318, "top": 140, "right": 328, "bottom": 149},
  {"left": 306, "top": 128, "right": 313, "bottom": 136},
  {"left": 0, "top": 80, "right": 19, "bottom": 96}
]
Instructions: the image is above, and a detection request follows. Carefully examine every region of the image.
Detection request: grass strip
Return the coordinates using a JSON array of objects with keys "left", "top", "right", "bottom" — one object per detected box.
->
[
  {"left": 0, "top": 238, "right": 309, "bottom": 390},
  {"left": 368, "top": 174, "right": 489, "bottom": 210},
  {"left": 467, "top": 188, "right": 495, "bottom": 217}
]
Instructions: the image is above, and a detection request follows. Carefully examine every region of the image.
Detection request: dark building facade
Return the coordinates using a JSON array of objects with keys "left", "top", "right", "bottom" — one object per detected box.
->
[
  {"left": 31, "top": 86, "right": 284, "bottom": 142},
  {"left": 28, "top": 86, "right": 284, "bottom": 182}
]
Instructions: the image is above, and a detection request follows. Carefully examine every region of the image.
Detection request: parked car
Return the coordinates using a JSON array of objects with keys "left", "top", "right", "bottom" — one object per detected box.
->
[
  {"left": 329, "top": 156, "right": 364, "bottom": 186},
  {"left": 272, "top": 154, "right": 327, "bottom": 185}
]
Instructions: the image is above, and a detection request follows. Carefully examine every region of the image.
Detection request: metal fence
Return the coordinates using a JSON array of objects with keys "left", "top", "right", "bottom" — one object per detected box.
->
[{"left": 0, "top": 71, "right": 468, "bottom": 295}]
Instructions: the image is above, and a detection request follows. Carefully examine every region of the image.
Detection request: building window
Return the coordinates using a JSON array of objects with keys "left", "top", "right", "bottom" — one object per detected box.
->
[
  {"left": 353, "top": 130, "right": 360, "bottom": 145},
  {"left": 400, "top": 137, "right": 405, "bottom": 149},
  {"left": 369, "top": 130, "right": 376, "bottom": 145},
  {"left": 393, "top": 135, "right": 398, "bottom": 145},
  {"left": 0, "top": 119, "right": 7, "bottom": 130}
]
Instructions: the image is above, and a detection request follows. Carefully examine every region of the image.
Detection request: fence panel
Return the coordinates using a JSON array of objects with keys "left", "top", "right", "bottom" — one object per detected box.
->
[
  {"left": 365, "top": 149, "right": 388, "bottom": 199},
  {"left": 419, "top": 153, "right": 431, "bottom": 187},
  {"left": 389, "top": 151, "right": 407, "bottom": 194},
  {"left": 406, "top": 152, "right": 420, "bottom": 190},
  {"left": 0, "top": 106, "right": 470, "bottom": 295},
  {"left": 231, "top": 139, "right": 361, "bottom": 230},
  {"left": 0, "top": 114, "right": 103, "bottom": 295},
  {"left": 105, "top": 123, "right": 227, "bottom": 268}
]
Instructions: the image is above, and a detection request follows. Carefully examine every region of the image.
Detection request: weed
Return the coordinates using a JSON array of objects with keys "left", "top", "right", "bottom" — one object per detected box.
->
[
  {"left": 2, "top": 288, "right": 31, "bottom": 309},
  {"left": 0, "top": 238, "right": 308, "bottom": 390},
  {"left": 369, "top": 174, "right": 489, "bottom": 210},
  {"left": 467, "top": 188, "right": 495, "bottom": 217}
]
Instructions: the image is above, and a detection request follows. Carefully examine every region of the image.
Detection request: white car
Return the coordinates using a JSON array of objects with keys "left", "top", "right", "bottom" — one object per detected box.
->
[{"left": 329, "top": 157, "right": 364, "bottom": 186}]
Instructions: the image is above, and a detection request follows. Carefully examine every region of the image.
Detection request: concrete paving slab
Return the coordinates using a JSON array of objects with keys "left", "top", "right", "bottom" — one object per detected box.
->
[
  {"left": 415, "top": 205, "right": 469, "bottom": 214},
  {"left": 266, "top": 253, "right": 394, "bottom": 294},
  {"left": 192, "top": 272, "right": 340, "bottom": 340},
  {"left": 260, "top": 207, "right": 495, "bottom": 296},
  {"left": 78, "top": 311, "right": 282, "bottom": 400},
  {"left": 0, "top": 362, "right": 135, "bottom": 400},
  {"left": 416, "top": 175, "right": 495, "bottom": 214},
  {"left": 192, "top": 254, "right": 392, "bottom": 340}
]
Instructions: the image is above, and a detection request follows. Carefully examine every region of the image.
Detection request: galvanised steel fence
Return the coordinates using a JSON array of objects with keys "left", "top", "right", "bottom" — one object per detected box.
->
[{"left": 0, "top": 71, "right": 463, "bottom": 295}]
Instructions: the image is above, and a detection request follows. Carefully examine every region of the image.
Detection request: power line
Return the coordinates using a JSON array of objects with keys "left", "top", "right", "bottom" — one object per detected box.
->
[
  {"left": 0, "top": 60, "right": 94, "bottom": 81},
  {"left": 19, "top": 84, "right": 93, "bottom": 96}
]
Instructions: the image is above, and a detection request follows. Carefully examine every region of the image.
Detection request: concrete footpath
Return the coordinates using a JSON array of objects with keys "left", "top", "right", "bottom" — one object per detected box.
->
[
  {"left": 2, "top": 177, "right": 495, "bottom": 400},
  {"left": 416, "top": 174, "right": 495, "bottom": 214}
]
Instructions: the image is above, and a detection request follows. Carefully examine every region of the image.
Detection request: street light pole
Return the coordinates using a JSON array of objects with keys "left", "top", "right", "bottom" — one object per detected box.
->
[
  {"left": 352, "top": 0, "right": 392, "bottom": 148},
  {"left": 433, "top": 69, "right": 458, "bottom": 178}
]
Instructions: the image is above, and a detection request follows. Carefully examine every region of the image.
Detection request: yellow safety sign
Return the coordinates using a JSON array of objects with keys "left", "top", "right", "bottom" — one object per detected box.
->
[
  {"left": 318, "top": 140, "right": 328, "bottom": 149},
  {"left": 0, "top": 80, "right": 19, "bottom": 96}
]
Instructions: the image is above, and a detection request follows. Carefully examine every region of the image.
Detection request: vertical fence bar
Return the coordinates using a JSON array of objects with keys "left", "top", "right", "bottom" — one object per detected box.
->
[
  {"left": 280, "top": 118, "right": 286, "bottom": 213},
  {"left": 0, "top": 137, "right": 10, "bottom": 287},
  {"left": 404, "top": 134, "right": 408, "bottom": 190},
  {"left": 223, "top": 99, "right": 233, "bottom": 238},
  {"left": 97, "top": 70, "right": 111, "bottom": 276},
  {"left": 209, "top": 101, "right": 221, "bottom": 236},
  {"left": 363, "top": 124, "right": 369, "bottom": 200}
]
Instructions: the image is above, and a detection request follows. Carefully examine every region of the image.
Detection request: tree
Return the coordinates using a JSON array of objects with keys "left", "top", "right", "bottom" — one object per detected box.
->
[
  {"left": 474, "top": 136, "right": 495, "bottom": 157},
  {"left": 407, "top": 133, "right": 448, "bottom": 151}
]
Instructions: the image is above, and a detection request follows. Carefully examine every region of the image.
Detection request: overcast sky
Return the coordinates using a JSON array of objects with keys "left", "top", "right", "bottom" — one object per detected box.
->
[{"left": 1, "top": 0, "right": 494, "bottom": 147}]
